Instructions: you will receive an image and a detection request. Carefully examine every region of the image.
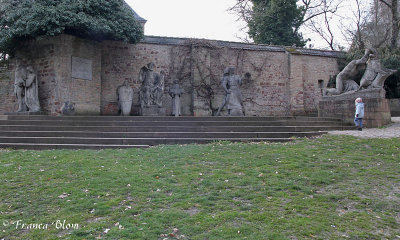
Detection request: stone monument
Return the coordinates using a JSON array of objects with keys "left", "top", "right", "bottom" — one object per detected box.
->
[
  {"left": 319, "top": 49, "right": 397, "bottom": 127},
  {"left": 359, "top": 49, "right": 398, "bottom": 90},
  {"left": 169, "top": 80, "right": 184, "bottom": 117},
  {"left": 139, "top": 63, "right": 166, "bottom": 116},
  {"left": 216, "top": 67, "right": 245, "bottom": 116},
  {"left": 14, "top": 61, "right": 41, "bottom": 113},
  {"left": 116, "top": 81, "right": 133, "bottom": 116},
  {"left": 323, "top": 49, "right": 370, "bottom": 96}
]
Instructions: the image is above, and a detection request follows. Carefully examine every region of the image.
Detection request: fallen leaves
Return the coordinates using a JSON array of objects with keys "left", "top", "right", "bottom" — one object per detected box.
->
[{"left": 58, "top": 193, "right": 70, "bottom": 199}]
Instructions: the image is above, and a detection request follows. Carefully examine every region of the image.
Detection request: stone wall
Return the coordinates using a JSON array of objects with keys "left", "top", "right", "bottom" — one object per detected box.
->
[
  {"left": 318, "top": 89, "right": 392, "bottom": 127},
  {"left": 101, "top": 36, "right": 341, "bottom": 116},
  {"left": 0, "top": 61, "right": 14, "bottom": 113},
  {"left": 390, "top": 99, "right": 400, "bottom": 116},
  {"left": 4, "top": 35, "right": 102, "bottom": 115},
  {"left": 1, "top": 34, "right": 341, "bottom": 116}
]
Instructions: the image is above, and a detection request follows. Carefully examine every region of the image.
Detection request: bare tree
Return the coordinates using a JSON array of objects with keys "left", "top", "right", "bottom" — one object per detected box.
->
[
  {"left": 303, "top": 0, "right": 344, "bottom": 50},
  {"left": 229, "top": 0, "right": 343, "bottom": 49}
]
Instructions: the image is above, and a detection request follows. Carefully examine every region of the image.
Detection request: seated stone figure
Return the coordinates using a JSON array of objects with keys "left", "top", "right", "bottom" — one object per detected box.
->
[
  {"left": 139, "top": 63, "right": 164, "bottom": 108},
  {"left": 323, "top": 49, "right": 370, "bottom": 96}
]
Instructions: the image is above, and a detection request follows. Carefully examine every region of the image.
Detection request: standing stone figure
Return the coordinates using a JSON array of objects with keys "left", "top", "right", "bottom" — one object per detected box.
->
[
  {"left": 14, "top": 62, "right": 41, "bottom": 112},
  {"left": 153, "top": 70, "right": 165, "bottom": 107},
  {"left": 217, "top": 67, "right": 244, "bottom": 116},
  {"left": 358, "top": 49, "right": 397, "bottom": 90},
  {"left": 169, "top": 80, "right": 184, "bottom": 117},
  {"left": 139, "top": 63, "right": 165, "bottom": 108},
  {"left": 323, "top": 49, "right": 371, "bottom": 96},
  {"left": 116, "top": 81, "right": 133, "bottom": 116}
]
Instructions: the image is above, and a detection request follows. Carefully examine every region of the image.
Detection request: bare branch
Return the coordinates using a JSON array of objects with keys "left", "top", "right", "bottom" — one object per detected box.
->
[{"left": 378, "top": 0, "right": 392, "bottom": 8}]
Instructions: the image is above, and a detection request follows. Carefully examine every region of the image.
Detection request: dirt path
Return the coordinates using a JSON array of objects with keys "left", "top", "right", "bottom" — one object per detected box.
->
[{"left": 328, "top": 117, "right": 400, "bottom": 139}]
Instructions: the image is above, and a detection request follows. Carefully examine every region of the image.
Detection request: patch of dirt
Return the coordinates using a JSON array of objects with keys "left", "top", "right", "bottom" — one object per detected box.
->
[{"left": 183, "top": 207, "right": 200, "bottom": 216}]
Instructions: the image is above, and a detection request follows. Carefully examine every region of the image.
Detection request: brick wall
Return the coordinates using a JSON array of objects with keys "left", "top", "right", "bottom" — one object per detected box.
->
[
  {"left": 4, "top": 35, "right": 102, "bottom": 115},
  {"left": 1, "top": 34, "right": 341, "bottom": 116},
  {"left": 0, "top": 61, "right": 14, "bottom": 113}
]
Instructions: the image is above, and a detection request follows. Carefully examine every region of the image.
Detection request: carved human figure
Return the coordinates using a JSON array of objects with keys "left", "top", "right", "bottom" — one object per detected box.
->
[
  {"left": 218, "top": 67, "right": 244, "bottom": 116},
  {"left": 153, "top": 70, "right": 165, "bottom": 107},
  {"left": 139, "top": 63, "right": 164, "bottom": 108},
  {"left": 324, "top": 49, "right": 371, "bottom": 96},
  {"left": 14, "top": 62, "right": 41, "bottom": 112},
  {"left": 358, "top": 50, "right": 398, "bottom": 90},
  {"left": 116, "top": 81, "right": 133, "bottom": 116},
  {"left": 169, "top": 80, "right": 184, "bottom": 117},
  {"left": 14, "top": 61, "right": 27, "bottom": 112}
]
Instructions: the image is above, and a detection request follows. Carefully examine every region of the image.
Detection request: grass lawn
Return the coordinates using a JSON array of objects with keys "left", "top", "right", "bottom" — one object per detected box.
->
[{"left": 0, "top": 135, "right": 399, "bottom": 239}]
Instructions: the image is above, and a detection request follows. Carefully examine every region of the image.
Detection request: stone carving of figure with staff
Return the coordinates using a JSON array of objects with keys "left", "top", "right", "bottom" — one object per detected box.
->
[{"left": 216, "top": 67, "right": 245, "bottom": 116}]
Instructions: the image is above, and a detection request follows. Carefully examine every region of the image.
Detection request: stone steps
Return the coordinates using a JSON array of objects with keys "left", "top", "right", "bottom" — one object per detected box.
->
[
  {"left": 0, "top": 115, "right": 352, "bottom": 149},
  {"left": 0, "top": 131, "right": 326, "bottom": 138},
  {"left": 0, "top": 120, "right": 343, "bottom": 127}
]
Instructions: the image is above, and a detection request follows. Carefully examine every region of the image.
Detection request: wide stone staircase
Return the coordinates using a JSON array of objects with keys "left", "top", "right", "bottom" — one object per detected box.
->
[{"left": 0, "top": 115, "right": 353, "bottom": 150}]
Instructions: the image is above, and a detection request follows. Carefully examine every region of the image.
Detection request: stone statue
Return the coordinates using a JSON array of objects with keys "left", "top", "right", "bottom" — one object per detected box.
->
[
  {"left": 14, "top": 62, "right": 41, "bottom": 112},
  {"left": 216, "top": 67, "right": 244, "bottom": 116},
  {"left": 139, "top": 63, "right": 164, "bottom": 108},
  {"left": 153, "top": 70, "right": 165, "bottom": 107},
  {"left": 61, "top": 101, "right": 76, "bottom": 116},
  {"left": 323, "top": 49, "right": 371, "bottom": 96},
  {"left": 359, "top": 49, "right": 397, "bottom": 90},
  {"left": 169, "top": 80, "right": 184, "bottom": 117},
  {"left": 116, "top": 81, "right": 133, "bottom": 116}
]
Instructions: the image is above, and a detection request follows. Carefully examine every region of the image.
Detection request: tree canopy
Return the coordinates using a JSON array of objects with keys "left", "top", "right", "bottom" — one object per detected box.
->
[
  {"left": 0, "top": 0, "right": 144, "bottom": 55},
  {"left": 247, "top": 0, "right": 307, "bottom": 47}
]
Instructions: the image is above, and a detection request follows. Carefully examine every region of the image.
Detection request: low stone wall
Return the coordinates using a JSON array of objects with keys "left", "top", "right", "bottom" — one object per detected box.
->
[
  {"left": 390, "top": 99, "right": 400, "bottom": 116},
  {"left": 318, "top": 89, "right": 391, "bottom": 128}
]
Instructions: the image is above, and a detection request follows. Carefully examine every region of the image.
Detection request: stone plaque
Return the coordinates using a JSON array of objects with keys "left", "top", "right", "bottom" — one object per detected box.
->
[{"left": 71, "top": 57, "right": 92, "bottom": 80}]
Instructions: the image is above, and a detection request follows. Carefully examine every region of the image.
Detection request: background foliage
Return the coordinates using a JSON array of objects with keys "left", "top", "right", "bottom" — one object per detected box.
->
[
  {"left": 247, "top": 0, "right": 307, "bottom": 47},
  {"left": 0, "top": 0, "right": 144, "bottom": 56}
]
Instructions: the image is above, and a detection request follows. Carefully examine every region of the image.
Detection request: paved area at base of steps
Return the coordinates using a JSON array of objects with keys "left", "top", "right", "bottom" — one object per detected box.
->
[{"left": 328, "top": 117, "right": 400, "bottom": 139}]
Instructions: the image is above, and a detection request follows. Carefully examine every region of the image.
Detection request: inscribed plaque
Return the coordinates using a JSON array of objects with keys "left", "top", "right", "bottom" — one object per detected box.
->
[{"left": 71, "top": 57, "right": 93, "bottom": 80}]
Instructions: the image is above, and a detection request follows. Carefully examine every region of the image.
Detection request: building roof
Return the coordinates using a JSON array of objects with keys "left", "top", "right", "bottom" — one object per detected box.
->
[{"left": 123, "top": 1, "right": 147, "bottom": 23}]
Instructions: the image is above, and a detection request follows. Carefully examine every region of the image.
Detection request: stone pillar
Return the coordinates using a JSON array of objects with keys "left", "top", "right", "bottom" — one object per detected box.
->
[
  {"left": 191, "top": 47, "right": 212, "bottom": 116},
  {"left": 287, "top": 52, "right": 306, "bottom": 115},
  {"left": 318, "top": 89, "right": 391, "bottom": 128}
]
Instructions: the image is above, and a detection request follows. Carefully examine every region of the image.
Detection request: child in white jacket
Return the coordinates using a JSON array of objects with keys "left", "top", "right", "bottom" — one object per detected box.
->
[{"left": 354, "top": 98, "right": 364, "bottom": 131}]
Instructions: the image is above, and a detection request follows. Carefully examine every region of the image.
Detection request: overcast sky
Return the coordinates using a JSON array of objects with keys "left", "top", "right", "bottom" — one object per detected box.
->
[
  {"left": 126, "top": 0, "right": 248, "bottom": 42},
  {"left": 126, "top": 0, "right": 360, "bottom": 49}
]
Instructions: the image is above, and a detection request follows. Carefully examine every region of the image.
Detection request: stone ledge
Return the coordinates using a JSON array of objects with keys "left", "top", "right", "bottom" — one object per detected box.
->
[
  {"left": 142, "top": 35, "right": 343, "bottom": 58},
  {"left": 322, "top": 88, "right": 386, "bottom": 101}
]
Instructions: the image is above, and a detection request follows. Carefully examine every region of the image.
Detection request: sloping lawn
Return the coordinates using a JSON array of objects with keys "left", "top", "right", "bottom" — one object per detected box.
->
[{"left": 0, "top": 135, "right": 399, "bottom": 239}]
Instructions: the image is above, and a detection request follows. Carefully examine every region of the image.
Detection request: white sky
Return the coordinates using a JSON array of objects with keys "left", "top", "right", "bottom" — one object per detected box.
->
[
  {"left": 126, "top": 0, "right": 361, "bottom": 49},
  {"left": 126, "top": 0, "right": 248, "bottom": 42}
]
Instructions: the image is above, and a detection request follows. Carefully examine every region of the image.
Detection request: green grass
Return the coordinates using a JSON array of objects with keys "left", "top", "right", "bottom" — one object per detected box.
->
[{"left": 0, "top": 135, "right": 399, "bottom": 239}]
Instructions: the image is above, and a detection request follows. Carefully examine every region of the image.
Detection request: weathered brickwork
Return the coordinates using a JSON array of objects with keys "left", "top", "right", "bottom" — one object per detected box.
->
[
  {"left": 1, "top": 34, "right": 342, "bottom": 116},
  {"left": 0, "top": 61, "right": 14, "bottom": 113},
  {"left": 2, "top": 35, "right": 101, "bottom": 115}
]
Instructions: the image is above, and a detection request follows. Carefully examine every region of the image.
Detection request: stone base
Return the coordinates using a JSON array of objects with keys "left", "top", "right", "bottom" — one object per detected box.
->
[
  {"left": 140, "top": 106, "right": 166, "bottom": 116},
  {"left": 5, "top": 111, "right": 46, "bottom": 116},
  {"left": 322, "top": 88, "right": 386, "bottom": 101},
  {"left": 319, "top": 94, "right": 391, "bottom": 128},
  {"left": 390, "top": 99, "right": 400, "bottom": 117}
]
